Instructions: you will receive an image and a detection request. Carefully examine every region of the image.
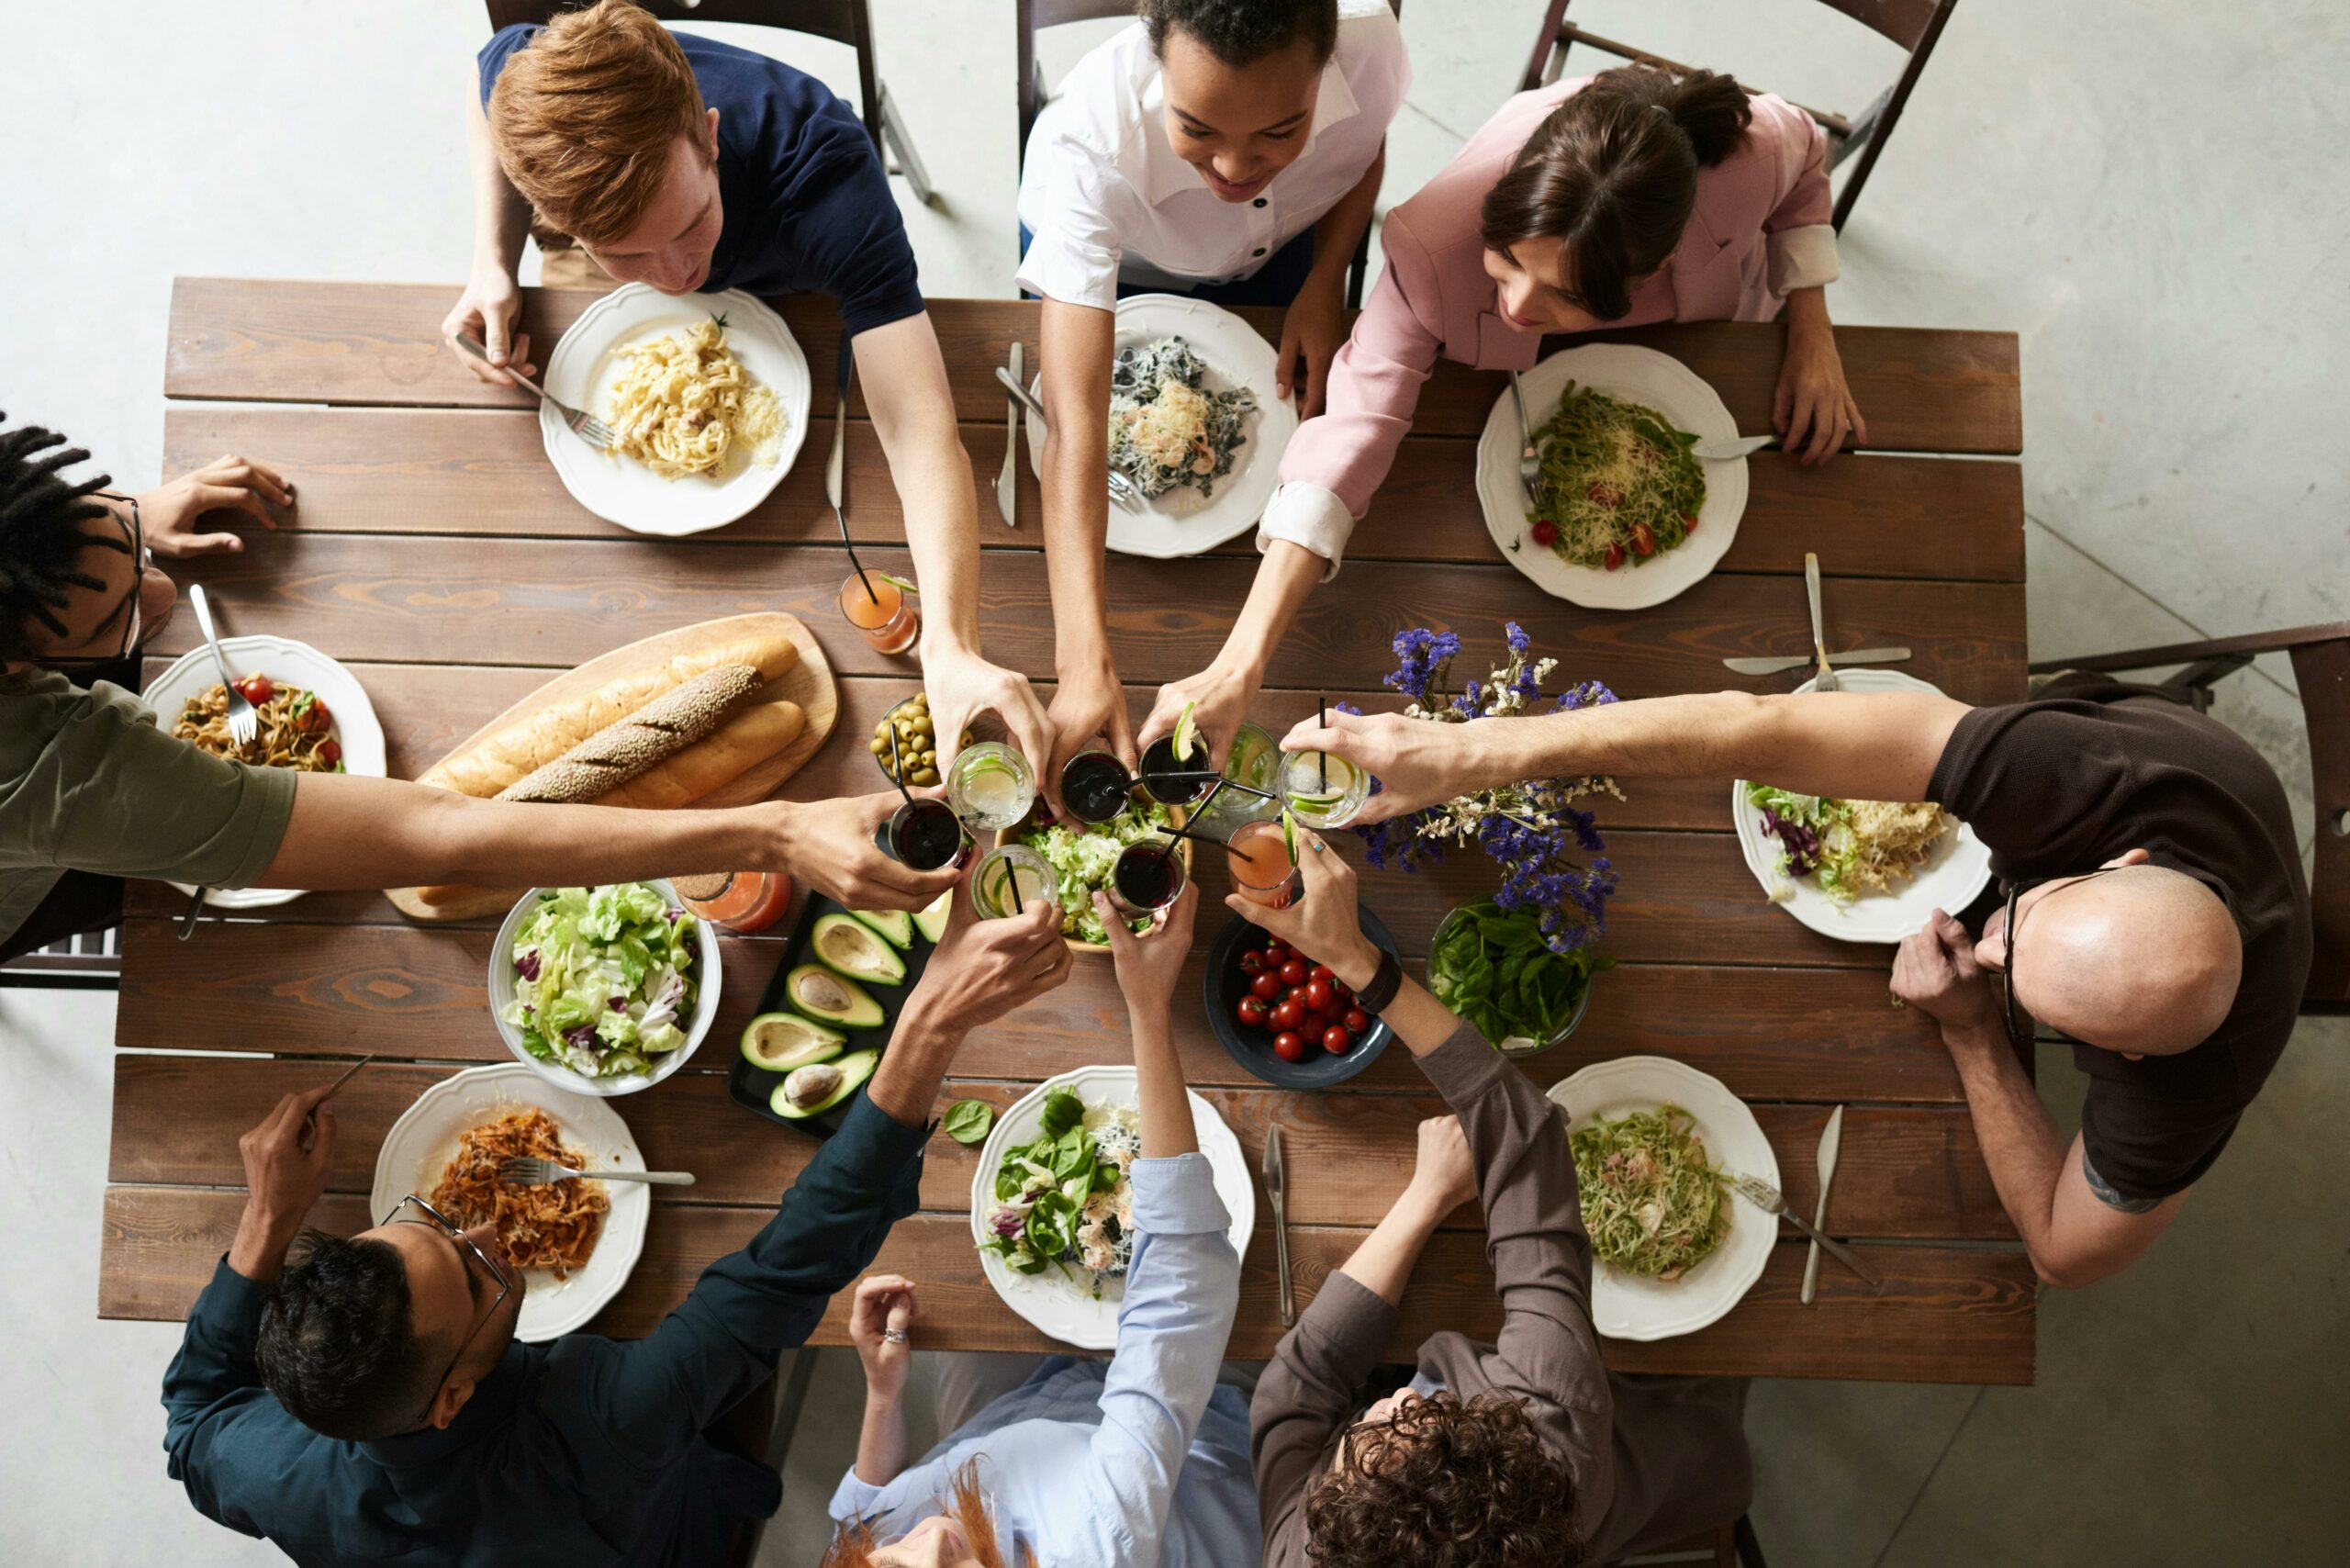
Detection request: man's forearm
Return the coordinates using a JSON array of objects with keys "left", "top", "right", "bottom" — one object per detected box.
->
[
  {"left": 853, "top": 1389, "right": 910, "bottom": 1486},
  {"left": 464, "top": 76, "right": 531, "bottom": 276},
  {"left": 1337, "top": 1184, "right": 1449, "bottom": 1307},
  {"left": 863, "top": 1004, "right": 962, "bottom": 1126},
  {"left": 226, "top": 1202, "right": 302, "bottom": 1285},
  {"left": 1942, "top": 1022, "right": 2071, "bottom": 1260}
]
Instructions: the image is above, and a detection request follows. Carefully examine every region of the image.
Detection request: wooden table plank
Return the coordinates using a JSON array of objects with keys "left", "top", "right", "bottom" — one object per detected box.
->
[
  {"left": 137, "top": 532, "right": 2026, "bottom": 699},
  {"left": 163, "top": 404, "right": 2025, "bottom": 582},
  {"left": 165, "top": 280, "right": 2021, "bottom": 454},
  {"left": 110, "top": 1057, "right": 2008, "bottom": 1238},
  {"left": 98, "top": 1185, "right": 2033, "bottom": 1383}
]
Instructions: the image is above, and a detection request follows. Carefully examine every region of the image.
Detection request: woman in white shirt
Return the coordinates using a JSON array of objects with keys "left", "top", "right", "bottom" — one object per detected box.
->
[{"left": 1019, "top": 0, "right": 1407, "bottom": 810}]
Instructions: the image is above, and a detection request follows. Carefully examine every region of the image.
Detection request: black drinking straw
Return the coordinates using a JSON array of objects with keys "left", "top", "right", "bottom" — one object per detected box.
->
[
  {"left": 833, "top": 327, "right": 879, "bottom": 605},
  {"left": 1318, "top": 698, "right": 1329, "bottom": 790},
  {"left": 885, "top": 728, "right": 915, "bottom": 804}
]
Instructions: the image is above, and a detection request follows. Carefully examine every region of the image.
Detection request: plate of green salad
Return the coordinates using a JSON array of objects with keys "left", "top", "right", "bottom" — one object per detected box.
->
[
  {"left": 968, "top": 1064, "right": 1255, "bottom": 1350},
  {"left": 490, "top": 880, "right": 722, "bottom": 1097},
  {"left": 1546, "top": 1055, "right": 1776, "bottom": 1340},
  {"left": 1002, "top": 796, "right": 1186, "bottom": 953}
]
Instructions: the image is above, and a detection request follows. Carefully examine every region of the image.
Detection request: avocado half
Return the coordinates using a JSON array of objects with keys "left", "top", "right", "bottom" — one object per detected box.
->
[
  {"left": 739, "top": 1011, "right": 846, "bottom": 1073},
  {"left": 912, "top": 887, "right": 953, "bottom": 944},
  {"left": 785, "top": 963, "right": 885, "bottom": 1029},
  {"left": 771, "top": 1048, "right": 879, "bottom": 1120},
  {"left": 811, "top": 913, "right": 908, "bottom": 986},
  {"left": 846, "top": 907, "right": 916, "bottom": 950}
]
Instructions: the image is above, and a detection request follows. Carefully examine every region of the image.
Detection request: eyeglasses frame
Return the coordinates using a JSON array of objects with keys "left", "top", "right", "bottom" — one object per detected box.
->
[{"left": 377, "top": 1191, "right": 513, "bottom": 1429}]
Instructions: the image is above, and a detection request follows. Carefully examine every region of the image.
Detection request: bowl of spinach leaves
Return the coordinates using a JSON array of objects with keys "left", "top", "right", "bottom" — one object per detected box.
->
[{"left": 1427, "top": 900, "right": 1609, "bottom": 1056}]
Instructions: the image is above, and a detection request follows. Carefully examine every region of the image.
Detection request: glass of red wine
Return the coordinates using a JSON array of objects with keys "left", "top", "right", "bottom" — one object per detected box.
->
[
  {"left": 1138, "top": 733, "right": 1215, "bottom": 806},
  {"left": 1058, "top": 748, "right": 1136, "bottom": 826},
  {"left": 1106, "top": 836, "right": 1189, "bottom": 919},
  {"left": 872, "top": 796, "right": 971, "bottom": 871}
]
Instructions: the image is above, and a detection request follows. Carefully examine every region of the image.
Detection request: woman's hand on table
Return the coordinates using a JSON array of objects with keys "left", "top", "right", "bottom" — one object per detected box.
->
[
  {"left": 1139, "top": 659, "right": 1260, "bottom": 773},
  {"left": 1774, "top": 292, "right": 1866, "bottom": 466},
  {"left": 1044, "top": 650, "right": 1136, "bottom": 818},
  {"left": 1276, "top": 274, "right": 1347, "bottom": 419},
  {"left": 1097, "top": 882, "right": 1196, "bottom": 1023},
  {"left": 1223, "top": 828, "right": 1382, "bottom": 990},
  {"left": 136, "top": 455, "right": 295, "bottom": 557},
  {"left": 847, "top": 1272, "right": 919, "bottom": 1401},
  {"left": 768, "top": 792, "right": 963, "bottom": 912},
  {"left": 442, "top": 263, "right": 535, "bottom": 387},
  {"left": 923, "top": 644, "right": 1054, "bottom": 800}
]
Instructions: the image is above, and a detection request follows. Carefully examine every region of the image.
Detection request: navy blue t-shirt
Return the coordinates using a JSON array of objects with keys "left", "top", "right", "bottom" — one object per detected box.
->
[{"left": 478, "top": 25, "right": 924, "bottom": 336}]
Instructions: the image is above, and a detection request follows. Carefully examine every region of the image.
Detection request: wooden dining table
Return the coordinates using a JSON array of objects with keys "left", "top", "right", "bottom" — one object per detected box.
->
[{"left": 100, "top": 278, "right": 2034, "bottom": 1384}]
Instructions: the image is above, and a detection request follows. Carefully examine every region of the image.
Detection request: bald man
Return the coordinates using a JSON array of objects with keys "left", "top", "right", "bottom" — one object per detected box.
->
[{"left": 1286, "top": 673, "right": 2311, "bottom": 1287}]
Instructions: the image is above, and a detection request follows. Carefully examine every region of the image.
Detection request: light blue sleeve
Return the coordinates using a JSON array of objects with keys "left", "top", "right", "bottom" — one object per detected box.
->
[
  {"left": 1072, "top": 1153, "right": 1240, "bottom": 1564},
  {"left": 828, "top": 1448, "right": 962, "bottom": 1534}
]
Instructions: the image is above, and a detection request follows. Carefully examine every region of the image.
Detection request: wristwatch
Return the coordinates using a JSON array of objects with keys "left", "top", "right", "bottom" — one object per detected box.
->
[{"left": 1355, "top": 948, "right": 1404, "bottom": 1015}]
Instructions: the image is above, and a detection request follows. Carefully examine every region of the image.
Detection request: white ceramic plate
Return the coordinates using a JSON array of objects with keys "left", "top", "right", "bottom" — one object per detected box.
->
[
  {"left": 540, "top": 284, "right": 811, "bottom": 536},
  {"left": 1545, "top": 1055, "right": 1776, "bottom": 1341},
  {"left": 487, "top": 880, "right": 722, "bottom": 1098},
  {"left": 969, "top": 1064, "right": 1257, "bottom": 1350},
  {"left": 1475, "top": 343, "right": 1749, "bottom": 610},
  {"left": 1731, "top": 667, "right": 1993, "bottom": 944},
  {"left": 371, "top": 1063, "right": 649, "bottom": 1342},
  {"left": 1024, "top": 293, "right": 1300, "bottom": 559},
  {"left": 143, "top": 634, "right": 386, "bottom": 911}
]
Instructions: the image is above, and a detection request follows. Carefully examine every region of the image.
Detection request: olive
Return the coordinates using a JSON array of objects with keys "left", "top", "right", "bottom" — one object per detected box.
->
[
  {"left": 867, "top": 736, "right": 887, "bottom": 755},
  {"left": 911, "top": 767, "right": 939, "bottom": 785}
]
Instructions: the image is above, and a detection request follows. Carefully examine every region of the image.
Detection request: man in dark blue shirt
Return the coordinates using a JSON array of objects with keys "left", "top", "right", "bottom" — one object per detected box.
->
[
  {"left": 442, "top": 0, "right": 1051, "bottom": 801},
  {"left": 161, "top": 890, "right": 1072, "bottom": 1567}
]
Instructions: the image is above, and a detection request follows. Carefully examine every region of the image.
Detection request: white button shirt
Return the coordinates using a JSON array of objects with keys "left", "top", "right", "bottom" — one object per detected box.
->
[{"left": 1016, "top": 1, "right": 1411, "bottom": 310}]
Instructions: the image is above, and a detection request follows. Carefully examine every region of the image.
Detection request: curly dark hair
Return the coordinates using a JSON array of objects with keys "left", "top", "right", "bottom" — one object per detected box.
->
[
  {"left": 1141, "top": 0, "right": 1340, "bottom": 69},
  {"left": 256, "top": 1229, "right": 441, "bottom": 1441},
  {"left": 1304, "top": 1390, "right": 1584, "bottom": 1568},
  {"left": 0, "top": 414, "right": 124, "bottom": 664}
]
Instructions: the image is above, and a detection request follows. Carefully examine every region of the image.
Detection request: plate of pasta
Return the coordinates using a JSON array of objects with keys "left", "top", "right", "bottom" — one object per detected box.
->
[
  {"left": 1474, "top": 343, "right": 1748, "bottom": 610},
  {"left": 541, "top": 284, "right": 811, "bottom": 537},
  {"left": 372, "top": 1063, "right": 651, "bottom": 1342},
  {"left": 142, "top": 633, "right": 385, "bottom": 910}
]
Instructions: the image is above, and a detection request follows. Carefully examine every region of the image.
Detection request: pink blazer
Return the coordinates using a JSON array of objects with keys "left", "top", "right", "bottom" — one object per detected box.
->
[{"left": 1274, "top": 79, "right": 1832, "bottom": 532}]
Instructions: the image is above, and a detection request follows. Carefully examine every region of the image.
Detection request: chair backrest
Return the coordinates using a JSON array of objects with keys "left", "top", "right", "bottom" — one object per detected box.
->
[
  {"left": 484, "top": 1, "right": 882, "bottom": 149},
  {"left": 1017, "top": 0, "right": 1138, "bottom": 160},
  {"left": 1812, "top": 0, "right": 1944, "bottom": 50}
]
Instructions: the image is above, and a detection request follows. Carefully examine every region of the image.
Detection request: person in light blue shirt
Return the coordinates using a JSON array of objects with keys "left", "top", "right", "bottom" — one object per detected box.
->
[{"left": 823, "top": 884, "right": 1256, "bottom": 1568}]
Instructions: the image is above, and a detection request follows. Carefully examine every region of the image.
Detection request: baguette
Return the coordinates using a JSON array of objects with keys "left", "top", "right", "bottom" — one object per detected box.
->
[
  {"left": 426, "top": 633, "right": 798, "bottom": 798},
  {"left": 596, "top": 698, "right": 805, "bottom": 810},
  {"left": 498, "top": 665, "right": 761, "bottom": 804}
]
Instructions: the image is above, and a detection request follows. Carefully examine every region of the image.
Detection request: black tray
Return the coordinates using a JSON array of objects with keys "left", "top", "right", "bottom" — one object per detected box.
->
[{"left": 728, "top": 892, "right": 946, "bottom": 1139}]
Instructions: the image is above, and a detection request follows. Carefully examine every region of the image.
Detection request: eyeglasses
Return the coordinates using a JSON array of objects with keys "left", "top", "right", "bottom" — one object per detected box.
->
[
  {"left": 41, "top": 492, "right": 150, "bottom": 670},
  {"left": 379, "top": 1192, "right": 512, "bottom": 1428},
  {"left": 1998, "top": 868, "right": 2120, "bottom": 1051}
]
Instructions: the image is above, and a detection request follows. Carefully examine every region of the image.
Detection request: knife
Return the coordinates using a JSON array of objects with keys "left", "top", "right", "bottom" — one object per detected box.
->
[
  {"left": 996, "top": 341, "right": 1022, "bottom": 529},
  {"left": 1264, "top": 1124, "right": 1293, "bottom": 1327},
  {"left": 1801, "top": 1104, "right": 1843, "bottom": 1305},
  {"left": 1693, "top": 433, "right": 1776, "bottom": 461},
  {"left": 825, "top": 328, "right": 852, "bottom": 525},
  {"left": 992, "top": 364, "right": 1141, "bottom": 513},
  {"left": 1804, "top": 553, "right": 1836, "bottom": 690},
  {"left": 1721, "top": 646, "right": 1911, "bottom": 676}
]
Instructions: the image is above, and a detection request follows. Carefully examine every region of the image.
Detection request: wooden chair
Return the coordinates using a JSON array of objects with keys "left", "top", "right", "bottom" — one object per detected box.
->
[
  {"left": 1601, "top": 1516, "right": 1770, "bottom": 1567},
  {"left": 1014, "top": 0, "right": 1391, "bottom": 308},
  {"left": 486, "top": 0, "right": 934, "bottom": 205},
  {"left": 0, "top": 925, "right": 122, "bottom": 990},
  {"left": 2029, "top": 622, "right": 2350, "bottom": 1014},
  {"left": 1518, "top": 0, "right": 1960, "bottom": 231}
]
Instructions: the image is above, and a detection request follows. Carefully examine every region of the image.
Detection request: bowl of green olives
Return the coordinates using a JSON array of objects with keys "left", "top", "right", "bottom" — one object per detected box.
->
[{"left": 869, "top": 692, "right": 973, "bottom": 788}]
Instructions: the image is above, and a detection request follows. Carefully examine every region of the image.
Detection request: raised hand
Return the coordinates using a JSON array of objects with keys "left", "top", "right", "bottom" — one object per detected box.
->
[
  {"left": 1138, "top": 660, "right": 1259, "bottom": 773},
  {"left": 1044, "top": 653, "right": 1136, "bottom": 820},
  {"left": 1221, "top": 826, "right": 1381, "bottom": 988},
  {"left": 905, "top": 872, "right": 1072, "bottom": 1033},
  {"left": 1278, "top": 708, "right": 1458, "bottom": 824},
  {"left": 136, "top": 456, "right": 294, "bottom": 557},
  {"left": 1097, "top": 881, "right": 1197, "bottom": 1023}
]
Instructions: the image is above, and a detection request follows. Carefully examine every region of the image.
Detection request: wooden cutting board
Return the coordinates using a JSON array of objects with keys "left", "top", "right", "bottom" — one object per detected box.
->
[{"left": 386, "top": 612, "right": 837, "bottom": 922}]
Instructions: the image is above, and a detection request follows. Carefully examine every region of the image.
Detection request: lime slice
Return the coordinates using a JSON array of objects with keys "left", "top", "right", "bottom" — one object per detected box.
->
[
  {"left": 1171, "top": 701, "right": 1199, "bottom": 764},
  {"left": 1280, "top": 809, "right": 1298, "bottom": 865},
  {"left": 878, "top": 571, "right": 919, "bottom": 593}
]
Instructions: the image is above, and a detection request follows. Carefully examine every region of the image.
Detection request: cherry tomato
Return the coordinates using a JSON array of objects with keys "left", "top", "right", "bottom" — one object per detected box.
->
[
  {"left": 1309, "top": 964, "right": 1335, "bottom": 984},
  {"left": 1263, "top": 941, "right": 1288, "bottom": 964},
  {"left": 1630, "top": 521, "right": 1658, "bottom": 557},
  {"left": 1603, "top": 543, "right": 1625, "bottom": 572},
  {"left": 1529, "top": 518, "right": 1557, "bottom": 547},
  {"left": 1330, "top": 976, "right": 1352, "bottom": 999},
  {"left": 1304, "top": 979, "right": 1334, "bottom": 1014},
  {"left": 292, "top": 694, "right": 332, "bottom": 734},
  {"left": 1322, "top": 1025, "right": 1352, "bottom": 1054},
  {"left": 1237, "top": 950, "right": 1264, "bottom": 976},
  {"left": 234, "top": 675, "right": 274, "bottom": 704},
  {"left": 1344, "top": 1007, "right": 1371, "bottom": 1035},
  {"left": 1272, "top": 1030, "right": 1306, "bottom": 1062},
  {"left": 1237, "top": 995, "right": 1270, "bottom": 1028},
  {"left": 1272, "top": 999, "right": 1304, "bottom": 1031},
  {"left": 1588, "top": 482, "right": 1623, "bottom": 509},
  {"left": 317, "top": 738, "right": 342, "bottom": 768},
  {"left": 1682, "top": 511, "right": 1698, "bottom": 533},
  {"left": 1251, "top": 971, "right": 1281, "bottom": 1002},
  {"left": 1279, "top": 958, "right": 1306, "bottom": 986}
]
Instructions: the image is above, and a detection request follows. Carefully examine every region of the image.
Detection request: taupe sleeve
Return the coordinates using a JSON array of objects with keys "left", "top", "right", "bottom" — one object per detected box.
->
[{"left": 1250, "top": 1270, "right": 1396, "bottom": 1565}]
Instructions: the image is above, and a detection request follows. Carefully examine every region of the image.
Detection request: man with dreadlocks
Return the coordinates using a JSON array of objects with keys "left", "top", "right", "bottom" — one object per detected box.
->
[{"left": 0, "top": 415, "right": 976, "bottom": 963}]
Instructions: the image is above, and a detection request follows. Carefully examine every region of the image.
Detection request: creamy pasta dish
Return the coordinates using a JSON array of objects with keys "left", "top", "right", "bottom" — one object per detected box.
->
[{"left": 602, "top": 317, "right": 783, "bottom": 481}]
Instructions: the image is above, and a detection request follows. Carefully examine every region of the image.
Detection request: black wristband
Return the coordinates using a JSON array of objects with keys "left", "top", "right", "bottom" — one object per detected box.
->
[{"left": 1355, "top": 948, "right": 1404, "bottom": 1015}]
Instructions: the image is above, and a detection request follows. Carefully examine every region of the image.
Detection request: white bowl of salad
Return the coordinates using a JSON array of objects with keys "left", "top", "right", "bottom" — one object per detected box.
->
[{"left": 489, "top": 881, "right": 722, "bottom": 1097}]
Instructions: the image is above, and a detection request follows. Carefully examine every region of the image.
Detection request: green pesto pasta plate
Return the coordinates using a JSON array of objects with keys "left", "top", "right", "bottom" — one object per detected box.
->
[
  {"left": 1545, "top": 1055, "right": 1777, "bottom": 1340},
  {"left": 1476, "top": 344, "right": 1748, "bottom": 610}
]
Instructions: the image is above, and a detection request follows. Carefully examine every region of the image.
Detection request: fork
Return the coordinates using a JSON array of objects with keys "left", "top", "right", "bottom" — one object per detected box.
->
[
  {"left": 1719, "top": 1169, "right": 1880, "bottom": 1287},
  {"left": 991, "top": 364, "right": 1142, "bottom": 511},
  {"left": 457, "top": 331, "right": 618, "bottom": 449},
  {"left": 1507, "top": 370, "right": 1543, "bottom": 510},
  {"left": 497, "top": 1157, "right": 696, "bottom": 1187},
  {"left": 1803, "top": 553, "right": 1841, "bottom": 692},
  {"left": 187, "top": 584, "right": 257, "bottom": 747}
]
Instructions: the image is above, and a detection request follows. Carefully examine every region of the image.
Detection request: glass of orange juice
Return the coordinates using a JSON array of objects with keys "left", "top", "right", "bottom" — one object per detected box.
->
[
  {"left": 1225, "top": 816, "right": 1301, "bottom": 908},
  {"left": 839, "top": 572, "right": 919, "bottom": 655}
]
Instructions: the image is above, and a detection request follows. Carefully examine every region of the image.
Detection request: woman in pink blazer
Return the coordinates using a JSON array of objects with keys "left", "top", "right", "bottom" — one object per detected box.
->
[{"left": 1135, "top": 68, "right": 1863, "bottom": 765}]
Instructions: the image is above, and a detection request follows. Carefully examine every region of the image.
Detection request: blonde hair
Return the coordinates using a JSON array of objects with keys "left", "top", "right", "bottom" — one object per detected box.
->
[
  {"left": 487, "top": 0, "right": 711, "bottom": 249},
  {"left": 822, "top": 1460, "right": 1035, "bottom": 1568}
]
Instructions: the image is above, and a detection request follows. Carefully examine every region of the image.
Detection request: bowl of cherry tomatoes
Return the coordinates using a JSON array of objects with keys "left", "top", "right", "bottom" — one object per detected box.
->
[{"left": 1203, "top": 908, "right": 1400, "bottom": 1089}]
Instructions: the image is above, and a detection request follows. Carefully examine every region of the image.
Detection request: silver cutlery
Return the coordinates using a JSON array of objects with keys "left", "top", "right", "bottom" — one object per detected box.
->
[
  {"left": 1721, "top": 646, "right": 1911, "bottom": 677},
  {"left": 175, "top": 882, "right": 207, "bottom": 941},
  {"left": 1720, "top": 1169, "right": 1880, "bottom": 1288},
  {"left": 187, "top": 584, "right": 256, "bottom": 747},
  {"left": 1264, "top": 1124, "right": 1294, "bottom": 1327},
  {"left": 456, "top": 331, "right": 616, "bottom": 449},
  {"left": 1507, "top": 370, "right": 1542, "bottom": 510},
  {"left": 497, "top": 1157, "right": 696, "bottom": 1187},
  {"left": 1801, "top": 1105, "right": 1844, "bottom": 1305},
  {"left": 302, "top": 1055, "right": 375, "bottom": 1149},
  {"left": 1693, "top": 433, "right": 1777, "bottom": 461},
  {"left": 997, "top": 342, "right": 1023, "bottom": 528},
  {"left": 1804, "top": 554, "right": 1841, "bottom": 693},
  {"left": 827, "top": 328, "right": 853, "bottom": 531},
  {"left": 991, "top": 364, "right": 1142, "bottom": 511}
]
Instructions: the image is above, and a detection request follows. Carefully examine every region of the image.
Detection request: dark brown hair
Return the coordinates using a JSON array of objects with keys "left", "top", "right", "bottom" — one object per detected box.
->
[
  {"left": 1480, "top": 66, "right": 1754, "bottom": 321},
  {"left": 1142, "top": 0, "right": 1340, "bottom": 69},
  {"left": 0, "top": 414, "right": 123, "bottom": 663},
  {"left": 1304, "top": 1390, "right": 1584, "bottom": 1568}
]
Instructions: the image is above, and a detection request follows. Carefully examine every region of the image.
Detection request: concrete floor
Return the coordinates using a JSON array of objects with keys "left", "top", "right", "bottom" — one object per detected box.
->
[{"left": 3, "top": 1, "right": 2344, "bottom": 1562}]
